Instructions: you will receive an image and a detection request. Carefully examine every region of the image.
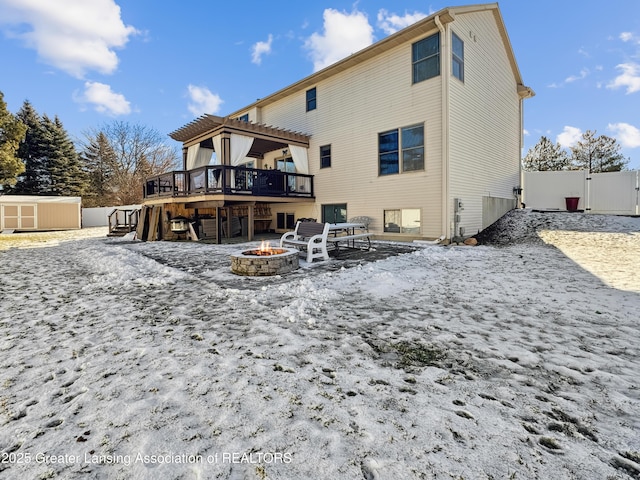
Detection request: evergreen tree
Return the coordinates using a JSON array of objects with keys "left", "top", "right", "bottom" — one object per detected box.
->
[
  {"left": 523, "top": 136, "right": 570, "bottom": 171},
  {"left": 13, "top": 100, "right": 47, "bottom": 193},
  {"left": 80, "top": 131, "right": 118, "bottom": 207},
  {"left": 40, "top": 115, "right": 88, "bottom": 196},
  {"left": 0, "top": 91, "right": 27, "bottom": 187},
  {"left": 570, "top": 130, "right": 628, "bottom": 172}
]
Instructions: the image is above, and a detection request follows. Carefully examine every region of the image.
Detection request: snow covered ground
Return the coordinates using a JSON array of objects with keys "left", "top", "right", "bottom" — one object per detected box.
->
[{"left": 0, "top": 210, "right": 639, "bottom": 480}]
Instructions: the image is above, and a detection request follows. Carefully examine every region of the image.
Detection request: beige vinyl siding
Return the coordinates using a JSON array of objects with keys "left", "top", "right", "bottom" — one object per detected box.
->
[
  {"left": 260, "top": 32, "right": 444, "bottom": 238},
  {"left": 0, "top": 197, "right": 81, "bottom": 231},
  {"left": 38, "top": 203, "right": 81, "bottom": 230},
  {"left": 448, "top": 11, "right": 521, "bottom": 235}
]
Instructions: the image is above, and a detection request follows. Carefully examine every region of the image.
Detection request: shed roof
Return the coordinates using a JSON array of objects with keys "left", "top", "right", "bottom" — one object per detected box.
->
[{"left": 0, "top": 195, "right": 81, "bottom": 204}]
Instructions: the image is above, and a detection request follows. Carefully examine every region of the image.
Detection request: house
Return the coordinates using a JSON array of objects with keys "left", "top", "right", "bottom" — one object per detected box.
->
[
  {"left": 142, "top": 2, "right": 533, "bottom": 243},
  {"left": 0, "top": 195, "right": 81, "bottom": 231}
]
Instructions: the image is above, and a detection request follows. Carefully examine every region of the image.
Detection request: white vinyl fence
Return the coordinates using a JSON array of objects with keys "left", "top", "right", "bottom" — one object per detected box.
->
[
  {"left": 82, "top": 205, "right": 141, "bottom": 227},
  {"left": 522, "top": 170, "right": 639, "bottom": 215}
]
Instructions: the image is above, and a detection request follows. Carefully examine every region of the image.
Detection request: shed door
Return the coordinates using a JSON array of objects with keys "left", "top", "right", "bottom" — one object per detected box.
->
[{"left": 1, "top": 204, "right": 37, "bottom": 230}]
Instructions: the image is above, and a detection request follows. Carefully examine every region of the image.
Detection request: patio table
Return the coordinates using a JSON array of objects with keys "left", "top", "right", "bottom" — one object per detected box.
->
[{"left": 327, "top": 222, "right": 371, "bottom": 251}]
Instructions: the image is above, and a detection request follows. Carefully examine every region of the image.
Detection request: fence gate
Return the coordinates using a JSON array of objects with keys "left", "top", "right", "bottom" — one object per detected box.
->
[{"left": 588, "top": 171, "right": 639, "bottom": 215}]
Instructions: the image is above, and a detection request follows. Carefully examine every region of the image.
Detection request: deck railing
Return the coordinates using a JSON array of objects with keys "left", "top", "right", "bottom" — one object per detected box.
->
[
  {"left": 107, "top": 208, "right": 140, "bottom": 234},
  {"left": 143, "top": 165, "right": 314, "bottom": 199}
]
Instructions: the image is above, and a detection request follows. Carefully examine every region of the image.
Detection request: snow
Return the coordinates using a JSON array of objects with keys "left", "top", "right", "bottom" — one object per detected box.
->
[{"left": 1, "top": 210, "right": 639, "bottom": 480}]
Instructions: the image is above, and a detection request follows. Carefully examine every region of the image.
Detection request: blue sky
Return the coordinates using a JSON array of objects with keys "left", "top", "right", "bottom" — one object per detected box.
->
[{"left": 0, "top": 0, "right": 639, "bottom": 169}]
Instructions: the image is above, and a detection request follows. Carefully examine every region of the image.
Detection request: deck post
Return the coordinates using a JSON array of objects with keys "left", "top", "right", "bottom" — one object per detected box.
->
[
  {"left": 247, "top": 204, "right": 255, "bottom": 241},
  {"left": 216, "top": 207, "right": 222, "bottom": 244}
]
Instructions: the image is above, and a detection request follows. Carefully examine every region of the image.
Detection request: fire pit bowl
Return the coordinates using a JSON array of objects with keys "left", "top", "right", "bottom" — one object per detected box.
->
[{"left": 230, "top": 242, "right": 299, "bottom": 276}]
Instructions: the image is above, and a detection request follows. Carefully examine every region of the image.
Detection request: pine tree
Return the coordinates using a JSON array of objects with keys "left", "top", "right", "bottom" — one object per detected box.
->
[
  {"left": 570, "top": 130, "right": 628, "bottom": 172},
  {"left": 13, "top": 100, "right": 47, "bottom": 193},
  {"left": 80, "top": 131, "right": 118, "bottom": 207},
  {"left": 522, "top": 136, "right": 570, "bottom": 171},
  {"left": 40, "top": 115, "right": 88, "bottom": 196},
  {"left": 0, "top": 91, "right": 27, "bottom": 187}
]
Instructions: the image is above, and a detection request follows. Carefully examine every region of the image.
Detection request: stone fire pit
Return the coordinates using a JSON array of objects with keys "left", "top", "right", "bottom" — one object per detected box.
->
[{"left": 230, "top": 244, "right": 299, "bottom": 276}]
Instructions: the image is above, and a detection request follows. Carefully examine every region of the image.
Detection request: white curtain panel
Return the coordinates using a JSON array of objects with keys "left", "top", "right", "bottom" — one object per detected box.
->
[
  {"left": 186, "top": 145, "right": 213, "bottom": 169},
  {"left": 230, "top": 134, "right": 254, "bottom": 166},
  {"left": 186, "top": 144, "right": 199, "bottom": 170},
  {"left": 211, "top": 135, "right": 222, "bottom": 165},
  {"left": 288, "top": 144, "right": 309, "bottom": 174},
  {"left": 196, "top": 148, "right": 213, "bottom": 167}
]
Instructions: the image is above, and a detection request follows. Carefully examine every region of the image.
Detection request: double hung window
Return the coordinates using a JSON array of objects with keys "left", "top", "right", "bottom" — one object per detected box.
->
[
  {"left": 320, "top": 145, "right": 331, "bottom": 168},
  {"left": 306, "top": 88, "right": 317, "bottom": 111},
  {"left": 452, "top": 32, "right": 464, "bottom": 82},
  {"left": 412, "top": 33, "right": 440, "bottom": 83},
  {"left": 378, "top": 124, "right": 424, "bottom": 175}
]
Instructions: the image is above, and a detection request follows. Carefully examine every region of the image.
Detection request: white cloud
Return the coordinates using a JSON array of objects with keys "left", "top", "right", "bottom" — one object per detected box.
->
[
  {"left": 557, "top": 126, "right": 583, "bottom": 148},
  {"left": 304, "top": 8, "right": 374, "bottom": 72},
  {"left": 187, "top": 85, "right": 223, "bottom": 117},
  {"left": 73, "top": 81, "right": 131, "bottom": 115},
  {"left": 377, "top": 9, "right": 427, "bottom": 35},
  {"left": 608, "top": 122, "right": 640, "bottom": 148},
  {"left": 0, "top": 0, "right": 138, "bottom": 78},
  {"left": 251, "top": 34, "right": 273, "bottom": 65},
  {"left": 620, "top": 31, "right": 639, "bottom": 44},
  {"left": 607, "top": 63, "right": 640, "bottom": 94},
  {"left": 565, "top": 68, "right": 589, "bottom": 83}
]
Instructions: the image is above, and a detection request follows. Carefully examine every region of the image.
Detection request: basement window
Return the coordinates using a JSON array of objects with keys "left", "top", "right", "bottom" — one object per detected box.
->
[
  {"left": 384, "top": 209, "right": 421, "bottom": 234},
  {"left": 322, "top": 204, "right": 346, "bottom": 224}
]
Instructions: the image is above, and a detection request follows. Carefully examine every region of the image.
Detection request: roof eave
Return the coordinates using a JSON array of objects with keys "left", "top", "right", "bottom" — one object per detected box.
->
[{"left": 229, "top": 9, "right": 456, "bottom": 116}]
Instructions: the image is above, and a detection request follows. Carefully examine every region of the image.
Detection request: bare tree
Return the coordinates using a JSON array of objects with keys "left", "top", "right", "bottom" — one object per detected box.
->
[{"left": 80, "top": 121, "right": 179, "bottom": 205}]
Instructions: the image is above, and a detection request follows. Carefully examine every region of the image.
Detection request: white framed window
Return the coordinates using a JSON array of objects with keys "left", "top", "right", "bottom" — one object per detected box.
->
[
  {"left": 452, "top": 32, "right": 464, "bottom": 82},
  {"left": 378, "top": 124, "right": 424, "bottom": 175},
  {"left": 384, "top": 208, "right": 421, "bottom": 234},
  {"left": 412, "top": 33, "right": 440, "bottom": 83}
]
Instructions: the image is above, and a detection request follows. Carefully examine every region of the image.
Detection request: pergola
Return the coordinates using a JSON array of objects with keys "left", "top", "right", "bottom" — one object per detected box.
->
[
  {"left": 169, "top": 114, "right": 311, "bottom": 173},
  {"left": 158, "top": 115, "right": 313, "bottom": 242}
]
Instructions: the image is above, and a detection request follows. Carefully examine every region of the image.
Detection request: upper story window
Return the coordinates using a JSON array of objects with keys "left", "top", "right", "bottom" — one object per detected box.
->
[
  {"left": 452, "top": 32, "right": 464, "bottom": 82},
  {"left": 379, "top": 124, "right": 424, "bottom": 176},
  {"left": 320, "top": 144, "right": 331, "bottom": 168},
  {"left": 412, "top": 33, "right": 440, "bottom": 83},
  {"left": 306, "top": 87, "right": 317, "bottom": 111},
  {"left": 237, "top": 113, "right": 249, "bottom": 122}
]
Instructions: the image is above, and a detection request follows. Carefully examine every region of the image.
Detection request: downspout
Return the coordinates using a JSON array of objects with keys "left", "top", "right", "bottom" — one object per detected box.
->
[
  {"left": 517, "top": 85, "right": 535, "bottom": 208},
  {"left": 435, "top": 15, "right": 450, "bottom": 241},
  {"left": 518, "top": 96, "right": 524, "bottom": 208}
]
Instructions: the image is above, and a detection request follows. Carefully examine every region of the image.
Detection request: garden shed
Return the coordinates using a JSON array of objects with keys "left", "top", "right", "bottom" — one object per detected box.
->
[{"left": 0, "top": 195, "right": 81, "bottom": 231}]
